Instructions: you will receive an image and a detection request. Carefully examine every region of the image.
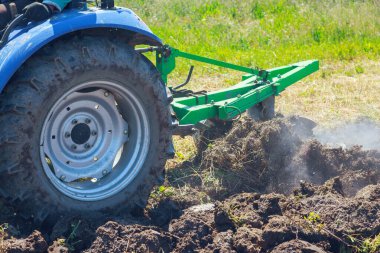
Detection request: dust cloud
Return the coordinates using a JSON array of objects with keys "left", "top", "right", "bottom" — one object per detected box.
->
[{"left": 314, "top": 118, "right": 380, "bottom": 150}]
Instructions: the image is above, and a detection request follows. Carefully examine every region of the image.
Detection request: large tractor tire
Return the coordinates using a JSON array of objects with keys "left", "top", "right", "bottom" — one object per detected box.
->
[
  {"left": 0, "top": 35, "right": 172, "bottom": 221},
  {"left": 247, "top": 95, "right": 275, "bottom": 121}
]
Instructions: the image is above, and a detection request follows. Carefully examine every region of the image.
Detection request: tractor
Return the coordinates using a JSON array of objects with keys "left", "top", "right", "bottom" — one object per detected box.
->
[{"left": 0, "top": 1, "right": 318, "bottom": 222}]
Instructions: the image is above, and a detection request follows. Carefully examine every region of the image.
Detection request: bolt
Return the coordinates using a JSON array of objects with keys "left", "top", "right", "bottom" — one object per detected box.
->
[
  {"left": 85, "top": 118, "right": 91, "bottom": 124},
  {"left": 60, "top": 175, "right": 66, "bottom": 181},
  {"left": 65, "top": 132, "right": 71, "bottom": 138},
  {"left": 85, "top": 143, "right": 91, "bottom": 149},
  {"left": 102, "top": 170, "right": 108, "bottom": 175},
  {"left": 92, "top": 131, "right": 97, "bottom": 136},
  {"left": 93, "top": 156, "right": 98, "bottom": 161},
  {"left": 104, "top": 91, "right": 110, "bottom": 97},
  {"left": 72, "top": 119, "right": 78, "bottom": 124},
  {"left": 124, "top": 130, "right": 128, "bottom": 135},
  {"left": 277, "top": 74, "right": 282, "bottom": 79},
  {"left": 71, "top": 145, "right": 77, "bottom": 150}
]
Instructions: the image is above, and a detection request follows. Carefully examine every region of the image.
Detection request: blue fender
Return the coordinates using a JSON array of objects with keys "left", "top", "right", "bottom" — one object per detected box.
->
[{"left": 0, "top": 7, "right": 163, "bottom": 92}]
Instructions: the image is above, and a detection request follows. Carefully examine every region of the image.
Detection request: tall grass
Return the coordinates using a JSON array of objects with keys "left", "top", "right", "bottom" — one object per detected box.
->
[{"left": 117, "top": 0, "right": 379, "bottom": 69}]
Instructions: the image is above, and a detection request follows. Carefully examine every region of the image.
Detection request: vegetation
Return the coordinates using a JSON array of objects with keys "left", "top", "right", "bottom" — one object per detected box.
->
[
  {"left": 114, "top": 0, "right": 379, "bottom": 124},
  {"left": 119, "top": 0, "right": 379, "bottom": 68}
]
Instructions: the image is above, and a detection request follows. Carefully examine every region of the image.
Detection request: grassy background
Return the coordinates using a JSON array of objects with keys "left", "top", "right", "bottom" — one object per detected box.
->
[
  {"left": 115, "top": 0, "right": 379, "bottom": 162},
  {"left": 118, "top": 0, "right": 379, "bottom": 67},
  {"left": 115, "top": 0, "right": 379, "bottom": 123}
]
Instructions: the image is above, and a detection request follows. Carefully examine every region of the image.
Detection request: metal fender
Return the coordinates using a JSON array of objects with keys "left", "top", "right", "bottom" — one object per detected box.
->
[{"left": 0, "top": 8, "right": 162, "bottom": 91}]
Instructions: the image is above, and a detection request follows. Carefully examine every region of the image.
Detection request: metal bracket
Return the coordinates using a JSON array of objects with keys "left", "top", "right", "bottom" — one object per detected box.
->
[{"left": 173, "top": 65, "right": 194, "bottom": 90}]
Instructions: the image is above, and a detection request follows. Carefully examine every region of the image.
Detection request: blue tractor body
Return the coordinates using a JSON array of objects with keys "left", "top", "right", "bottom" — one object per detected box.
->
[{"left": 0, "top": 7, "right": 162, "bottom": 91}]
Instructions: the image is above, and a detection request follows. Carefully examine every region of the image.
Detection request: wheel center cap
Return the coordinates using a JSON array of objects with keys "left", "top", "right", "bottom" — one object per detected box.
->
[{"left": 71, "top": 123, "right": 91, "bottom": 145}]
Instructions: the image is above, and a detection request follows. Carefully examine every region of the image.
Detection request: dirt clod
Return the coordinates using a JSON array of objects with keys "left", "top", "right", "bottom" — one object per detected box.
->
[
  {"left": 270, "top": 239, "right": 328, "bottom": 253},
  {"left": 4, "top": 230, "right": 48, "bottom": 253},
  {"left": 233, "top": 227, "right": 263, "bottom": 253},
  {"left": 84, "top": 221, "right": 175, "bottom": 253},
  {"left": 169, "top": 204, "right": 215, "bottom": 252}
]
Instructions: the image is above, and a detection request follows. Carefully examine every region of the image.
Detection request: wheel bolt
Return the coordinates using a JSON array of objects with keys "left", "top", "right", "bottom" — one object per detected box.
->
[
  {"left": 85, "top": 118, "right": 91, "bottom": 124},
  {"left": 72, "top": 119, "right": 78, "bottom": 124},
  {"left": 92, "top": 131, "right": 97, "bottom": 136},
  {"left": 84, "top": 143, "right": 91, "bottom": 149},
  {"left": 102, "top": 170, "right": 108, "bottom": 175},
  {"left": 60, "top": 175, "right": 66, "bottom": 181},
  {"left": 65, "top": 132, "right": 71, "bottom": 138},
  {"left": 124, "top": 130, "right": 128, "bottom": 135},
  {"left": 104, "top": 91, "right": 109, "bottom": 97},
  {"left": 93, "top": 156, "right": 98, "bottom": 161},
  {"left": 71, "top": 145, "right": 77, "bottom": 150}
]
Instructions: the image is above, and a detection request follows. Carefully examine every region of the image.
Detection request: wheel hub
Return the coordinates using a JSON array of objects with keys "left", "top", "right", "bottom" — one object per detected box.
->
[
  {"left": 42, "top": 88, "right": 129, "bottom": 183},
  {"left": 71, "top": 123, "right": 91, "bottom": 145}
]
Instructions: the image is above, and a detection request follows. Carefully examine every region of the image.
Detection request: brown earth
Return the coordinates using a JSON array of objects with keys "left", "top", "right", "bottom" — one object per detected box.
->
[{"left": 1, "top": 116, "right": 379, "bottom": 252}]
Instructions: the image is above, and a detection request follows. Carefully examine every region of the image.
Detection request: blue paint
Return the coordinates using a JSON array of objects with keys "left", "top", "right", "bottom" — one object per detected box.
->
[{"left": 0, "top": 8, "right": 162, "bottom": 91}]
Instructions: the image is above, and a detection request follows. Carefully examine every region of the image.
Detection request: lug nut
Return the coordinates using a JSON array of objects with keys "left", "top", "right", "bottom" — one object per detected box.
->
[
  {"left": 104, "top": 91, "right": 109, "bottom": 97},
  {"left": 124, "top": 130, "right": 128, "bottom": 135},
  {"left": 72, "top": 119, "right": 78, "bottom": 124},
  {"left": 71, "top": 145, "right": 77, "bottom": 150},
  {"left": 85, "top": 118, "right": 91, "bottom": 124},
  {"left": 84, "top": 143, "right": 91, "bottom": 149},
  {"left": 92, "top": 131, "right": 97, "bottom": 136},
  {"left": 93, "top": 156, "right": 98, "bottom": 161},
  {"left": 60, "top": 175, "right": 66, "bottom": 181},
  {"left": 65, "top": 132, "right": 71, "bottom": 138},
  {"left": 102, "top": 170, "right": 108, "bottom": 175}
]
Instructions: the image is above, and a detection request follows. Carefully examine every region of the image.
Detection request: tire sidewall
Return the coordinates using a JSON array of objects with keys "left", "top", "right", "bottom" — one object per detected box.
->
[{"left": 26, "top": 57, "right": 165, "bottom": 212}]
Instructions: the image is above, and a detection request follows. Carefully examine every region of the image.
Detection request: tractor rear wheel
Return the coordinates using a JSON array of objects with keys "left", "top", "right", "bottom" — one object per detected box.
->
[
  {"left": 247, "top": 96, "right": 275, "bottom": 121},
  {"left": 0, "top": 35, "right": 172, "bottom": 221}
]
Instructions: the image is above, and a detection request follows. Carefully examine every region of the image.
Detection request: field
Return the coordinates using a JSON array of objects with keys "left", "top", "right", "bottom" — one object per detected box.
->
[
  {"left": 121, "top": 0, "right": 380, "bottom": 123},
  {"left": 1, "top": 0, "right": 380, "bottom": 252}
]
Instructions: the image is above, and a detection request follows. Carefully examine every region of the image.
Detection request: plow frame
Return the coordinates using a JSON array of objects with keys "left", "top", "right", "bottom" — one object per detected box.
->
[{"left": 146, "top": 45, "right": 319, "bottom": 125}]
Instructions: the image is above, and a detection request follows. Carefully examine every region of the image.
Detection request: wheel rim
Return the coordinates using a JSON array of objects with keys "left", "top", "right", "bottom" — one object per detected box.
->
[{"left": 40, "top": 81, "right": 150, "bottom": 201}]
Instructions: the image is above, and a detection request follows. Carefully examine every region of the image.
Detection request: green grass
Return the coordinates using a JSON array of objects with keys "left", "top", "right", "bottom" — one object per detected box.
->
[
  {"left": 115, "top": 0, "right": 380, "bottom": 124},
  {"left": 117, "top": 0, "right": 379, "bottom": 73}
]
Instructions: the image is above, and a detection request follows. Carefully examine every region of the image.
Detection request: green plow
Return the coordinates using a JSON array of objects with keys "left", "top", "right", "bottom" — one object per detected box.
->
[{"left": 141, "top": 45, "right": 319, "bottom": 126}]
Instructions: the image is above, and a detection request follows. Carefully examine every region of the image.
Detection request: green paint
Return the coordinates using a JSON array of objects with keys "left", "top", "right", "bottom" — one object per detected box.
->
[{"left": 156, "top": 46, "right": 319, "bottom": 125}]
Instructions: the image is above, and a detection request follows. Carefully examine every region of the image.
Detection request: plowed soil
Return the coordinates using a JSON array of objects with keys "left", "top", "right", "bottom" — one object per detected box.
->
[{"left": 1, "top": 116, "right": 379, "bottom": 253}]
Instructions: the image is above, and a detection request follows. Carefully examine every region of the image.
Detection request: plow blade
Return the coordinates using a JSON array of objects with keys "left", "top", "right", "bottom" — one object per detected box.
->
[{"left": 170, "top": 60, "right": 319, "bottom": 125}]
